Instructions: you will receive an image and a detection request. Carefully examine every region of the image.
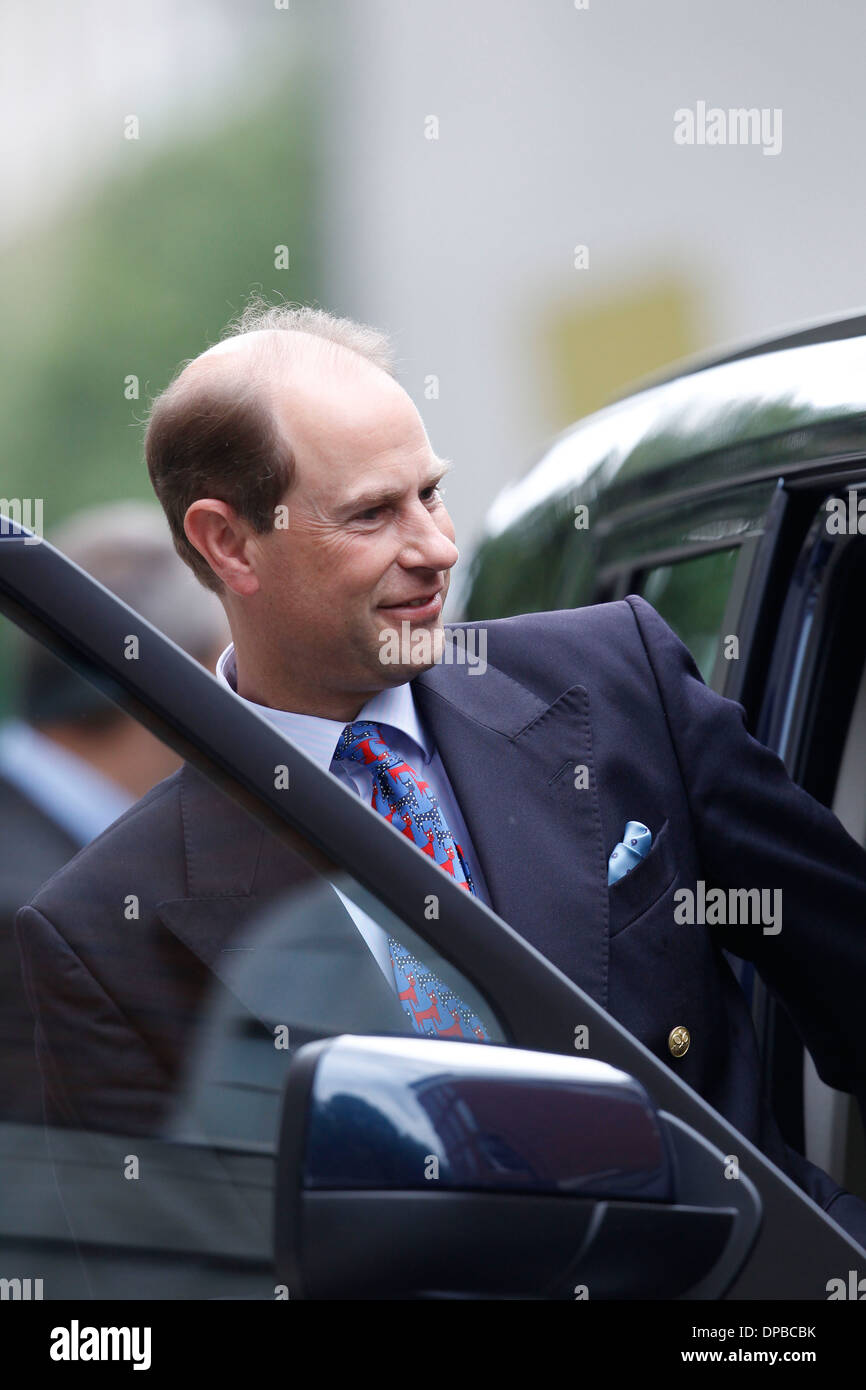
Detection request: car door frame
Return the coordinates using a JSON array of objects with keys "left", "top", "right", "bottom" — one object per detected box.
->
[{"left": 591, "top": 458, "right": 866, "bottom": 1204}]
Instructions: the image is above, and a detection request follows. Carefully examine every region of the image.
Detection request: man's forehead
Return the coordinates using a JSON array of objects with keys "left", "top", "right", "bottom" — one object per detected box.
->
[
  {"left": 187, "top": 331, "right": 384, "bottom": 407},
  {"left": 184, "top": 331, "right": 430, "bottom": 468}
]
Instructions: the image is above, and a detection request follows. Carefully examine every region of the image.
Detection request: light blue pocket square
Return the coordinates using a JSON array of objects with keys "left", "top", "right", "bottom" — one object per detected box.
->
[{"left": 608, "top": 821, "right": 652, "bottom": 885}]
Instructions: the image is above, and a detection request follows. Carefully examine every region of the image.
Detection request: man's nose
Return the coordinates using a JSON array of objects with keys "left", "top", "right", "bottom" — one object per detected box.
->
[{"left": 398, "top": 506, "right": 459, "bottom": 571}]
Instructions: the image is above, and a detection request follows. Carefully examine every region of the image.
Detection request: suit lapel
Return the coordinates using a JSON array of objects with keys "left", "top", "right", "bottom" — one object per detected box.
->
[
  {"left": 156, "top": 653, "right": 612, "bottom": 1016},
  {"left": 155, "top": 764, "right": 268, "bottom": 973},
  {"left": 414, "top": 658, "right": 610, "bottom": 1009}
]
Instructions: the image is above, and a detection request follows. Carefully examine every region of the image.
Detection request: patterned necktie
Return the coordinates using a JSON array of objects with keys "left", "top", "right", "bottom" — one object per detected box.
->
[{"left": 334, "top": 720, "right": 489, "bottom": 1041}]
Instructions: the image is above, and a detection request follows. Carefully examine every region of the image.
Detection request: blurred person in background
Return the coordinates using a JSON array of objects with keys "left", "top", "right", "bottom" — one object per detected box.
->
[{"left": 0, "top": 501, "right": 228, "bottom": 1122}]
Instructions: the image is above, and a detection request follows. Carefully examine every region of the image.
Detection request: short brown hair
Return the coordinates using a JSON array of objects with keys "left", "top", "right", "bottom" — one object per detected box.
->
[{"left": 144, "top": 298, "right": 397, "bottom": 591}]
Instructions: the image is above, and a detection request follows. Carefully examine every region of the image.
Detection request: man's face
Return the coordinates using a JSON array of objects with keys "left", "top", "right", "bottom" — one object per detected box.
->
[{"left": 247, "top": 360, "right": 459, "bottom": 712}]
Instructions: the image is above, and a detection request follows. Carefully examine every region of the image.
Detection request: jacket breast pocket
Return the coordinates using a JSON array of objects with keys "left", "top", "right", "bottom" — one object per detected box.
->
[{"left": 608, "top": 817, "right": 677, "bottom": 937}]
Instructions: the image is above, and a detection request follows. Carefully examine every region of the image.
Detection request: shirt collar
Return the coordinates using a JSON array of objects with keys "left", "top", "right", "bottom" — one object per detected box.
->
[{"left": 214, "top": 641, "right": 432, "bottom": 771}]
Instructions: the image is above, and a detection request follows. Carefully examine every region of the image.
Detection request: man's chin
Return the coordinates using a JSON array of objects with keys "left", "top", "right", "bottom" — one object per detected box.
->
[{"left": 375, "top": 617, "right": 446, "bottom": 680}]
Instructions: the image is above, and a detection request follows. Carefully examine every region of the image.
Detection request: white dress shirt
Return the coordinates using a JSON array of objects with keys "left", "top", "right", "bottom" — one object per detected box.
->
[{"left": 214, "top": 643, "right": 490, "bottom": 982}]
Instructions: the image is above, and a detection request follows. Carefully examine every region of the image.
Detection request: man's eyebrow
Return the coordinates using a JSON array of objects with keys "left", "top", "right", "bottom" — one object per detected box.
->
[{"left": 338, "top": 458, "right": 453, "bottom": 516}]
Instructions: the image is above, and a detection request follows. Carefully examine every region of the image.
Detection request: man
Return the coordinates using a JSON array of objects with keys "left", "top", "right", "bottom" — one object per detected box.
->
[
  {"left": 0, "top": 502, "right": 227, "bottom": 1122},
  {"left": 15, "top": 301, "right": 866, "bottom": 1249}
]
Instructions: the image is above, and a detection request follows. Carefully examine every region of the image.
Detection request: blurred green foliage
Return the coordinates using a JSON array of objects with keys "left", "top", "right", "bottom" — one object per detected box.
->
[
  {"left": 1, "top": 84, "right": 320, "bottom": 512},
  {"left": 0, "top": 76, "right": 321, "bottom": 713}
]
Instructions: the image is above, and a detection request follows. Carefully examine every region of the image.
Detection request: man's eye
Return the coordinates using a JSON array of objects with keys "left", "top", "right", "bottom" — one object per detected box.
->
[
  {"left": 355, "top": 506, "right": 384, "bottom": 522},
  {"left": 421, "top": 485, "right": 443, "bottom": 503}
]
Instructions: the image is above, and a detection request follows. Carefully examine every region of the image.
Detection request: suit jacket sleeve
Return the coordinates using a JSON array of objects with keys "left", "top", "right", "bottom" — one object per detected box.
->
[{"left": 626, "top": 593, "right": 866, "bottom": 1100}]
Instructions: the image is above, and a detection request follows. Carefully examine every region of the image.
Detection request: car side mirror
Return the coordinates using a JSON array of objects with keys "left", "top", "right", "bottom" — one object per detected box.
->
[{"left": 274, "top": 1035, "right": 762, "bottom": 1300}]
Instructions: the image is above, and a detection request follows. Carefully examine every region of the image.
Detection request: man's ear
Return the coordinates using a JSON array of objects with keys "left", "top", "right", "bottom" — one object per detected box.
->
[{"left": 183, "top": 499, "right": 260, "bottom": 597}]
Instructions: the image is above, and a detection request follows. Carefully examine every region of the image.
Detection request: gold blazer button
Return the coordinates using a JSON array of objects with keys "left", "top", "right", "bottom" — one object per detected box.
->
[{"left": 668, "top": 1025, "right": 691, "bottom": 1058}]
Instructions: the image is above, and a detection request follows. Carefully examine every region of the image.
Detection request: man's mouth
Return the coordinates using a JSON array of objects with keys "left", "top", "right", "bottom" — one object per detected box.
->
[{"left": 377, "top": 588, "right": 443, "bottom": 620}]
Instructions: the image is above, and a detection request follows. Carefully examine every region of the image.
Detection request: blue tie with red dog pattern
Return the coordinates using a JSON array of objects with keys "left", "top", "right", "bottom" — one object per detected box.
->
[{"left": 335, "top": 721, "right": 489, "bottom": 1041}]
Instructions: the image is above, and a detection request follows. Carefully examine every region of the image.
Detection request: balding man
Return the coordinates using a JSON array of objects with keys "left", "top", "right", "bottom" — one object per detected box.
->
[{"left": 15, "top": 299, "right": 866, "bottom": 1252}]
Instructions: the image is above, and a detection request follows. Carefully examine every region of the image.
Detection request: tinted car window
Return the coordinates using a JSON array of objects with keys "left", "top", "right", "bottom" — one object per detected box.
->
[
  {"left": 637, "top": 547, "right": 740, "bottom": 682},
  {"left": 1, "top": 694, "right": 508, "bottom": 1298}
]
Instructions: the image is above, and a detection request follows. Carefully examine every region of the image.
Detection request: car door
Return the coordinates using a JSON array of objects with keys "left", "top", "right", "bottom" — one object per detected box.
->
[
  {"left": 603, "top": 470, "right": 866, "bottom": 1208},
  {"left": 0, "top": 520, "right": 861, "bottom": 1300},
  {"left": 743, "top": 476, "right": 866, "bottom": 1205}
]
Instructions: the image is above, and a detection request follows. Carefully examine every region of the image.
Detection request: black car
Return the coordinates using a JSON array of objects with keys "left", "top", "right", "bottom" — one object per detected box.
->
[{"left": 465, "top": 308, "right": 866, "bottom": 1241}]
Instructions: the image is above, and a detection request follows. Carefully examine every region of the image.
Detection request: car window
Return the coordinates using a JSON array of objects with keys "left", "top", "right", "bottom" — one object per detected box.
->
[
  {"left": 0, "top": 628, "right": 509, "bottom": 1297},
  {"left": 4, "top": 730, "right": 508, "bottom": 1120},
  {"left": 167, "top": 852, "right": 508, "bottom": 1150},
  {"left": 637, "top": 546, "right": 740, "bottom": 682}
]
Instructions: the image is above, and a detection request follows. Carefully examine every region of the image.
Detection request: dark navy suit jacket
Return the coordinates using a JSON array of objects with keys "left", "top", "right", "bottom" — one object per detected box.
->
[{"left": 15, "top": 595, "right": 866, "bottom": 1245}]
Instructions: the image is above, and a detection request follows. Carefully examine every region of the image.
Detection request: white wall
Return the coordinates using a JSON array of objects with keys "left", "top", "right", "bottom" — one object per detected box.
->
[{"left": 315, "top": 0, "right": 866, "bottom": 587}]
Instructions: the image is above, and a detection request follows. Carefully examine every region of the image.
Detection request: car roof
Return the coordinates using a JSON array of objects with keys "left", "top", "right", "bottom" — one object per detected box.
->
[
  {"left": 628, "top": 306, "right": 866, "bottom": 391},
  {"left": 484, "top": 313, "right": 866, "bottom": 540}
]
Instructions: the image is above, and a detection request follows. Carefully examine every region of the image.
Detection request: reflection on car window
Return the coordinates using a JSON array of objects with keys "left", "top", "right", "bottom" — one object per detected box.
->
[
  {"left": 1, "top": 679, "right": 507, "bottom": 1297},
  {"left": 639, "top": 547, "right": 740, "bottom": 682},
  {"left": 168, "top": 853, "right": 507, "bottom": 1150},
  {"left": 12, "top": 756, "right": 506, "bottom": 1138}
]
